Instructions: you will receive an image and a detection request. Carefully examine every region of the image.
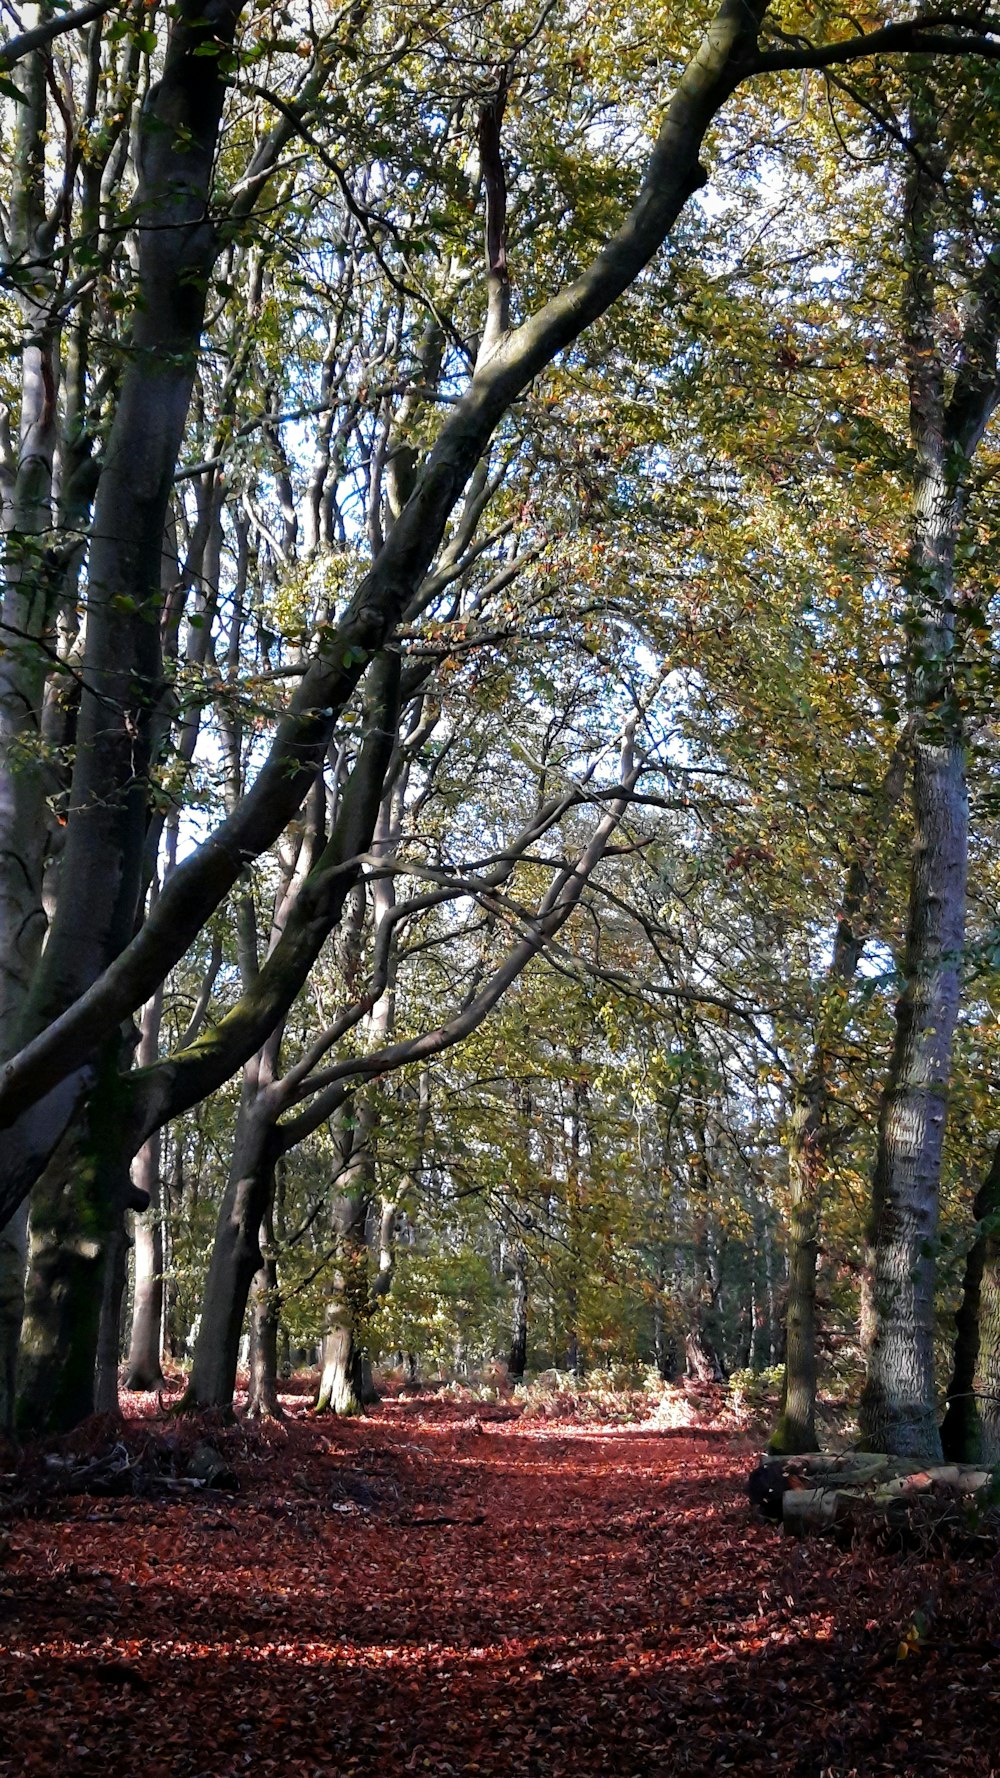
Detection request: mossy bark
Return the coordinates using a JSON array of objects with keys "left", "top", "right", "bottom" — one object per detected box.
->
[{"left": 16, "top": 1065, "right": 134, "bottom": 1434}]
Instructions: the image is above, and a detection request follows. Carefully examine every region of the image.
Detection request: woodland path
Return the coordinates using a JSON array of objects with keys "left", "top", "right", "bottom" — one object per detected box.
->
[{"left": 2, "top": 1394, "right": 1000, "bottom": 1777}]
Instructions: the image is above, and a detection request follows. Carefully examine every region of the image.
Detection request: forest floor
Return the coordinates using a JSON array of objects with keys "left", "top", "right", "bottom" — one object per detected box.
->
[{"left": 2, "top": 1387, "right": 1000, "bottom": 1778}]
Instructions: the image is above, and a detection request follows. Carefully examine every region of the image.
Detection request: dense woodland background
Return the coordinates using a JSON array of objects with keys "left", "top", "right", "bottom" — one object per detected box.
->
[{"left": 5, "top": 0, "right": 1000, "bottom": 1467}]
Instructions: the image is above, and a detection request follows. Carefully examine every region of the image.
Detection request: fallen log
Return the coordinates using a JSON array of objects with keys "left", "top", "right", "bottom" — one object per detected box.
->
[{"left": 748, "top": 1453, "right": 998, "bottom": 1542}]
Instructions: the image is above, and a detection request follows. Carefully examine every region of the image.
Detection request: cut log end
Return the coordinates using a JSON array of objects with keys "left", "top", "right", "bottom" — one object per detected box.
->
[{"left": 748, "top": 1452, "right": 999, "bottom": 1544}]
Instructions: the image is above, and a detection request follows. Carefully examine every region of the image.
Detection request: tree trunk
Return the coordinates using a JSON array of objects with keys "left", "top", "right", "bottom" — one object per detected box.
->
[
  {"left": 0, "top": 20, "right": 61, "bottom": 1441},
  {"left": 162, "top": 1138, "right": 184, "bottom": 1362},
  {"left": 183, "top": 1087, "right": 276, "bottom": 1413},
  {"left": 771, "top": 1093, "right": 820, "bottom": 1452},
  {"left": 975, "top": 1214, "right": 1000, "bottom": 1465},
  {"left": 16, "top": 1068, "right": 135, "bottom": 1434},
  {"left": 316, "top": 1317, "right": 366, "bottom": 1417},
  {"left": 315, "top": 1164, "right": 371, "bottom": 1417},
  {"left": 773, "top": 817, "right": 899, "bottom": 1453},
  {"left": 941, "top": 1145, "right": 1000, "bottom": 1462},
  {"left": 246, "top": 1222, "right": 283, "bottom": 1420},
  {"left": 94, "top": 1217, "right": 128, "bottom": 1416},
  {"left": 858, "top": 117, "right": 991, "bottom": 1460},
  {"left": 508, "top": 1244, "right": 528, "bottom": 1380},
  {"left": 858, "top": 731, "right": 966, "bottom": 1460},
  {"left": 0, "top": 1200, "right": 28, "bottom": 1432},
  {"left": 125, "top": 983, "right": 167, "bottom": 1390},
  {"left": 686, "top": 1131, "right": 726, "bottom": 1382},
  {"left": 125, "top": 1194, "right": 165, "bottom": 1391}
]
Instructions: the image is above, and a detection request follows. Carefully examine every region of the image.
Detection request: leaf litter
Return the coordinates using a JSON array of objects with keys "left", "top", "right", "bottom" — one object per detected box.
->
[{"left": 1, "top": 1391, "right": 1000, "bottom": 1777}]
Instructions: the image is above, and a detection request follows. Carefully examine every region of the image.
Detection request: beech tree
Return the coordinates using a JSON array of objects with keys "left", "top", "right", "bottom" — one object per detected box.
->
[
  {"left": 7, "top": 0, "right": 1000, "bottom": 1436},
  {"left": 5, "top": 0, "right": 1000, "bottom": 1188}
]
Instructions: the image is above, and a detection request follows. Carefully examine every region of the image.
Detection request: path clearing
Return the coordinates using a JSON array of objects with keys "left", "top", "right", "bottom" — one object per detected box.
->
[{"left": 2, "top": 1396, "right": 1000, "bottom": 1776}]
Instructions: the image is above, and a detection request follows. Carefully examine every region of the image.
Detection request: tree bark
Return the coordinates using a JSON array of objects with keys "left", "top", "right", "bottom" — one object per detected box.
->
[
  {"left": 975, "top": 1206, "right": 1000, "bottom": 1465},
  {"left": 0, "top": 12, "right": 62, "bottom": 1439},
  {"left": 124, "top": 984, "right": 167, "bottom": 1390},
  {"left": 941, "top": 1145, "right": 1000, "bottom": 1461},
  {"left": 94, "top": 1216, "right": 128, "bottom": 1415},
  {"left": 315, "top": 1156, "right": 371, "bottom": 1418},
  {"left": 16, "top": 1054, "right": 139, "bottom": 1433},
  {"left": 125, "top": 1161, "right": 165, "bottom": 1391},
  {"left": 508, "top": 1244, "right": 528, "bottom": 1380},
  {"left": 246, "top": 1216, "right": 283, "bottom": 1420},
  {"left": 858, "top": 112, "right": 997, "bottom": 1460},
  {"left": 0, "top": 1200, "right": 28, "bottom": 1431},
  {"left": 182, "top": 1085, "right": 277, "bottom": 1413},
  {"left": 858, "top": 736, "right": 966, "bottom": 1459}
]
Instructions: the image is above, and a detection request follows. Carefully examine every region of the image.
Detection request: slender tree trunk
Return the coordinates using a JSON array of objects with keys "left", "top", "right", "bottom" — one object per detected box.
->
[
  {"left": 125, "top": 1167, "right": 165, "bottom": 1391},
  {"left": 124, "top": 1010, "right": 166, "bottom": 1388},
  {"left": 162, "top": 1139, "right": 184, "bottom": 1362},
  {"left": 246, "top": 1217, "right": 283, "bottom": 1420},
  {"left": 773, "top": 810, "right": 903, "bottom": 1453},
  {"left": 94, "top": 1218, "right": 128, "bottom": 1415},
  {"left": 653, "top": 1246, "right": 677, "bottom": 1379},
  {"left": 686, "top": 1130, "right": 725, "bottom": 1382},
  {"left": 975, "top": 1217, "right": 1000, "bottom": 1465},
  {"left": 315, "top": 1174, "right": 370, "bottom": 1417},
  {"left": 941, "top": 1147, "right": 1000, "bottom": 1461},
  {"left": 0, "top": 17, "right": 60, "bottom": 1439},
  {"left": 0, "top": 1201, "right": 28, "bottom": 1431},
  {"left": 183, "top": 1085, "right": 276, "bottom": 1413},
  {"left": 771, "top": 1093, "right": 820, "bottom": 1451},
  {"left": 508, "top": 1244, "right": 528, "bottom": 1380}
]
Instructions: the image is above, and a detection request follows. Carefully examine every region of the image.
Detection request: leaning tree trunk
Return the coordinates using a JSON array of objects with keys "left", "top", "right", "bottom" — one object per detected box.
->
[{"left": 183, "top": 1087, "right": 277, "bottom": 1414}]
